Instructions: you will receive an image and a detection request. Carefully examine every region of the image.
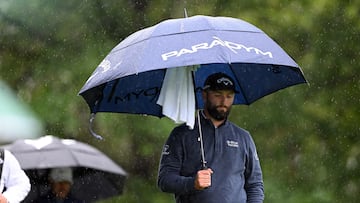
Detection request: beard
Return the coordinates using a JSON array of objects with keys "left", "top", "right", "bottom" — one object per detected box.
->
[{"left": 205, "top": 101, "right": 232, "bottom": 121}]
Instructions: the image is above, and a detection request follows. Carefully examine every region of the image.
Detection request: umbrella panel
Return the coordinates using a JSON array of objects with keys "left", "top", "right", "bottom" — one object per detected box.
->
[
  {"left": 22, "top": 167, "right": 126, "bottom": 203},
  {"left": 81, "top": 63, "right": 306, "bottom": 116},
  {"left": 195, "top": 63, "right": 307, "bottom": 107},
  {"left": 81, "top": 69, "right": 165, "bottom": 116},
  {"left": 1, "top": 136, "right": 127, "bottom": 202}
]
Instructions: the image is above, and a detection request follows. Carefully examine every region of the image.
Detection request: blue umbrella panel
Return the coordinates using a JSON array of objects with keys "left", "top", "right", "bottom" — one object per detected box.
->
[
  {"left": 79, "top": 15, "right": 308, "bottom": 132},
  {"left": 80, "top": 62, "right": 306, "bottom": 117}
]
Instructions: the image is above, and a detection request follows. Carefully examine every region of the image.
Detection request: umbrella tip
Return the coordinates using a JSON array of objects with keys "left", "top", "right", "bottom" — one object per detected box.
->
[
  {"left": 89, "top": 113, "right": 104, "bottom": 140},
  {"left": 184, "top": 8, "right": 188, "bottom": 18}
]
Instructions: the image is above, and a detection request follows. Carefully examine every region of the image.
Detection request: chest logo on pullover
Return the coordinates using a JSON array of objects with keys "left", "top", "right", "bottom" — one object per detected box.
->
[{"left": 226, "top": 140, "right": 239, "bottom": 148}]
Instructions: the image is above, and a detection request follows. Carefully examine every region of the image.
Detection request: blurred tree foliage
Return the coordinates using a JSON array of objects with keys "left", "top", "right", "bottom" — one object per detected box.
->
[{"left": 0, "top": 0, "right": 359, "bottom": 202}]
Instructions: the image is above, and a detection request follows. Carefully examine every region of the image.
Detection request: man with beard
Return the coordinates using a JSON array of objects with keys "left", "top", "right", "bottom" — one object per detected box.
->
[{"left": 158, "top": 72, "right": 264, "bottom": 203}]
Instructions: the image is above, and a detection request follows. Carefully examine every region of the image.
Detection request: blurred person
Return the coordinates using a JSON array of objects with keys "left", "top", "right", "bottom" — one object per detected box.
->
[
  {"left": 36, "top": 167, "right": 84, "bottom": 203},
  {"left": 158, "top": 72, "right": 264, "bottom": 203},
  {"left": 0, "top": 148, "right": 31, "bottom": 203}
]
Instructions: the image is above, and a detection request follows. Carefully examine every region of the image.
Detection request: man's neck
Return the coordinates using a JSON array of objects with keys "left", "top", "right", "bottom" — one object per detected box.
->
[{"left": 202, "top": 110, "right": 225, "bottom": 128}]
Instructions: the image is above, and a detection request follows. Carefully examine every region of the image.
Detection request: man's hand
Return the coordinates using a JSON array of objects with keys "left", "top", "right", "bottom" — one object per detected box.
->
[
  {"left": 194, "top": 168, "right": 213, "bottom": 190},
  {"left": 0, "top": 194, "right": 8, "bottom": 203}
]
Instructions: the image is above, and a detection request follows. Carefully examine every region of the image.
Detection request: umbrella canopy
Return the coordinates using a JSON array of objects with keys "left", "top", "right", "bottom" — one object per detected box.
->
[
  {"left": 79, "top": 15, "right": 307, "bottom": 128},
  {"left": 1, "top": 135, "right": 127, "bottom": 202}
]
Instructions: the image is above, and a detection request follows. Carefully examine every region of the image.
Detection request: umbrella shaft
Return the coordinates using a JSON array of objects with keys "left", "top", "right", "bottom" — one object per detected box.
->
[{"left": 197, "top": 111, "right": 207, "bottom": 169}]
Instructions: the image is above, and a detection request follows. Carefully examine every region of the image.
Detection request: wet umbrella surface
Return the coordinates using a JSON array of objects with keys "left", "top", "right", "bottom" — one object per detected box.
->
[
  {"left": 79, "top": 15, "right": 307, "bottom": 130},
  {"left": 1, "top": 135, "right": 127, "bottom": 202}
]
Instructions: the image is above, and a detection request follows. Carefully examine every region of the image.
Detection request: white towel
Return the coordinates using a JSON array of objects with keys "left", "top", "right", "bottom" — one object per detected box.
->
[{"left": 157, "top": 66, "right": 197, "bottom": 129}]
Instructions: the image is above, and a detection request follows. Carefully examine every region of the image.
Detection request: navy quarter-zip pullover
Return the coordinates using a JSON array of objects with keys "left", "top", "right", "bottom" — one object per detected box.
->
[{"left": 158, "top": 113, "right": 264, "bottom": 203}]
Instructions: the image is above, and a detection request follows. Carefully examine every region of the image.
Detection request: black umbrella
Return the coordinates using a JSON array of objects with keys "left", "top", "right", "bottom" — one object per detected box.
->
[{"left": 1, "top": 135, "right": 127, "bottom": 202}]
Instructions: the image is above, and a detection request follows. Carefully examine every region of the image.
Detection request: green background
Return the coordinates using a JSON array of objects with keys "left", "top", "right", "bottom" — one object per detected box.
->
[{"left": 0, "top": 0, "right": 359, "bottom": 202}]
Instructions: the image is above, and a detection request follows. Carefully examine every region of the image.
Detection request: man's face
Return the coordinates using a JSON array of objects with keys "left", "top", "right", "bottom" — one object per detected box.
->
[
  {"left": 203, "top": 90, "right": 235, "bottom": 121},
  {"left": 52, "top": 181, "right": 72, "bottom": 199}
]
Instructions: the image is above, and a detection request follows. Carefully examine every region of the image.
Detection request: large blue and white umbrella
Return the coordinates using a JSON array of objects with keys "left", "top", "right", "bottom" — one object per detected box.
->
[{"left": 79, "top": 15, "right": 307, "bottom": 129}]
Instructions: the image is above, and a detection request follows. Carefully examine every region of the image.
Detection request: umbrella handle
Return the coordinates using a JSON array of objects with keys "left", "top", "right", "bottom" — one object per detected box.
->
[
  {"left": 89, "top": 113, "right": 104, "bottom": 140},
  {"left": 197, "top": 110, "right": 207, "bottom": 169}
]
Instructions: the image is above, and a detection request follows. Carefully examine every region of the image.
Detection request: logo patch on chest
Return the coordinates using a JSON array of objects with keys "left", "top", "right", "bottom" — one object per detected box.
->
[{"left": 226, "top": 140, "right": 239, "bottom": 148}]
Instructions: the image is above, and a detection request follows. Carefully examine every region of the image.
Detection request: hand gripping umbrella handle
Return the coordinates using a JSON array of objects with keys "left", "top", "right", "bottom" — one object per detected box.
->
[{"left": 197, "top": 110, "right": 207, "bottom": 169}]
